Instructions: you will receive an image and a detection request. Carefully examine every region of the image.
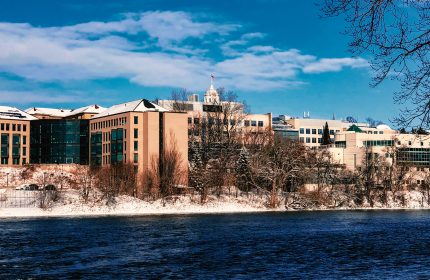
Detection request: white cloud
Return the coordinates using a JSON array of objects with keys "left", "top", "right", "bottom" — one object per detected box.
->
[
  {"left": 0, "top": 11, "right": 369, "bottom": 94},
  {"left": 303, "top": 58, "right": 369, "bottom": 73}
]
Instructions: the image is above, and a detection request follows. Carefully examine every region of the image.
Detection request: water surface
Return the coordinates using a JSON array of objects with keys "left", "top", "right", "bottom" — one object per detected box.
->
[{"left": 1, "top": 211, "right": 430, "bottom": 279}]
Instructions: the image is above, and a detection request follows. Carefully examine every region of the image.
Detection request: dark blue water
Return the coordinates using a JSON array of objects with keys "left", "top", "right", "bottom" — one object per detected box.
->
[{"left": 1, "top": 211, "right": 430, "bottom": 279}]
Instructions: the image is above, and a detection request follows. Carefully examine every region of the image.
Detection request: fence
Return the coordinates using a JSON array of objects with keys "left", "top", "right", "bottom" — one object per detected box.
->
[{"left": 0, "top": 189, "right": 42, "bottom": 208}]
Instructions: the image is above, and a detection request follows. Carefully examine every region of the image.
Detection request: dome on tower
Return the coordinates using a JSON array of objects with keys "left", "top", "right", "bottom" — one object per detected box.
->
[{"left": 204, "top": 74, "right": 220, "bottom": 103}]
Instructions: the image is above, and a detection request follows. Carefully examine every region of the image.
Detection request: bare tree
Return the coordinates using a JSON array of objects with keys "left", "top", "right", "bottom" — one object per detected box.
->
[
  {"left": 249, "top": 134, "right": 307, "bottom": 208},
  {"left": 321, "top": 1, "right": 430, "bottom": 129}
]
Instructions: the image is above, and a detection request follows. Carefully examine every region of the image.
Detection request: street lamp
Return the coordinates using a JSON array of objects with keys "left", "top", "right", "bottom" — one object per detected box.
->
[{"left": 43, "top": 172, "right": 47, "bottom": 187}]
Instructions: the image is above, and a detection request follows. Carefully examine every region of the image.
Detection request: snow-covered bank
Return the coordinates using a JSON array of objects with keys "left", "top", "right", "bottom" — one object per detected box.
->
[
  {"left": 2, "top": 189, "right": 430, "bottom": 218},
  {"left": 0, "top": 189, "right": 273, "bottom": 218}
]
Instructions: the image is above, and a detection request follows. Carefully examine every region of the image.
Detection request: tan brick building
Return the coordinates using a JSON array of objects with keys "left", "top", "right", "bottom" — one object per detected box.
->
[
  {"left": 0, "top": 106, "right": 36, "bottom": 166},
  {"left": 89, "top": 99, "right": 188, "bottom": 178}
]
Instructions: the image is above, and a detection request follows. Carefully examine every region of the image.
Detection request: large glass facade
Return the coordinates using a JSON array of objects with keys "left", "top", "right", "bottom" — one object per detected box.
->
[
  {"left": 90, "top": 132, "right": 102, "bottom": 166},
  {"left": 397, "top": 148, "right": 430, "bottom": 166},
  {"left": 1, "top": 133, "right": 9, "bottom": 164},
  {"left": 30, "top": 120, "right": 90, "bottom": 164},
  {"left": 111, "top": 128, "right": 124, "bottom": 164}
]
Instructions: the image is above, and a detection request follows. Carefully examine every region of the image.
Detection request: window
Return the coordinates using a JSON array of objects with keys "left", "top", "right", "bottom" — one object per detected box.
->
[
  {"left": 299, "top": 137, "right": 304, "bottom": 143},
  {"left": 312, "top": 129, "right": 316, "bottom": 134},
  {"left": 22, "top": 136, "right": 26, "bottom": 145},
  {"left": 0, "top": 124, "right": 3, "bottom": 131},
  {"left": 258, "top": 121, "right": 264, "bottom": 127},
  {"left": 188, "top": 117, "right": 192, "bottom": 124},
  {"left": 318, "top": 129, "right": 322, "bottom": 134},
  {"left": 251, "top": 121, "right": 257, "bottom": 127},
  {"left": 17, "top": 124, "right": 21, "bottom": 131},
  {"left": 305, "top": 129, "right": 310, "bottom": 134},
  {"left": 134, "top": 116, "right": 138, "bottom": 124},
  {"left": 318, "top": 138, "right": 322, "bottom": 144},
  {"left": 300, "top": 128, "right": 304, "bottom": 134},
  {"left": 6, "top": 124, "right": 9, "bottom": 131},
  {"left": 134, "top": 141, "right": 138, "bottom": 151},
  {"left": 12, "top": 124, "right": 16, "bottom": 131},
  {"left": 244, "top": 120, "right": 250, "bottom": 127},
  {"left": 134, "top": 153, "right": 138, "bottom": 163},
  {"left": 329, "top": 130, "right": 334, "bottom": 135},
  {"left": 23, "top": 124, "right": 27, "bottom": 132},
  {"left": 23, "top": 147, "right": 26, "bottom": 156},
  {"left": 306, "top": 137, "right": 311, "bottom": 143},
  {"left": 312, "top": 138, "right": 316, "bottom": 143},
  {"left": 134, "top": 129, "right": 138, "bottom": 138},
  {"left": 194, "top": 118, "right": 200, "bottom": 125}
]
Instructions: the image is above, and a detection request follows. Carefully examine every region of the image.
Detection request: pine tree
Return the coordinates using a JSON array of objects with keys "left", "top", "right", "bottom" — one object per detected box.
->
[
  {"left": 321, "top": 122, "right": 331, "bottom": 145},
  {"left": 189, "top": 142, "right": 204, "bottom": 191},
  {"left": 235, "top": 147, "right": 252, "bottom": 194}
]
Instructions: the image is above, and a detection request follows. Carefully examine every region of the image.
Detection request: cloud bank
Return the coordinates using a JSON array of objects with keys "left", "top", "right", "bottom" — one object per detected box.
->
[{"left": 0, "top": 11, "right": 368, "bottom": 103}]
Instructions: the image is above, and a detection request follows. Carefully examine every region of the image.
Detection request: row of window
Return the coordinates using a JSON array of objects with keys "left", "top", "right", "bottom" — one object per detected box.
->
[
  {"left": 0, "top": 123, "right": 27, "bottom": 132},
  {"left": 0, "top": 157, "right": 25, "bottom": 165},
  {"left": 245, "top": 120, "right": 264, "bottom": 127},
  {"left": 91, "top": 117, "right": 127, "bottom": 130},
  {"left": 363, "top": 131, "right": 384, "bottom": 135},
  {"left": 300, "top": 137, "right": 333, "bottom": 144},
  {"left": 364, "top": 140, "right": 394, "bottom": 147},
  {"left": 299, "top": 128, "right": 340, "bottom": 135},
  {"left": 186, "top": 117, "right": 265, "bottom": 128}
]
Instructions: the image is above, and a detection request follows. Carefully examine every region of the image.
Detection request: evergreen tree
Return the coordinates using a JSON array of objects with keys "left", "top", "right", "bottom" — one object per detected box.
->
[
  {"left": 321, "top": 122, "right": 331, "bottom": 145},
  {"left": 235, "top": 147, "right": 252, "bottom": 194},
  {"left": 189, "top": 142, "right": 204, "bottom": 191}
]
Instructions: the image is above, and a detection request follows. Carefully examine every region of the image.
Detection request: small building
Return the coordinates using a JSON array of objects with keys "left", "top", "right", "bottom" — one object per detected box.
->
[
  {"left": 0, "top": 106, "right": 36, "bottom": 166},
  {"left": 89, "top": 99, "right": 188, "bottom": 177}
]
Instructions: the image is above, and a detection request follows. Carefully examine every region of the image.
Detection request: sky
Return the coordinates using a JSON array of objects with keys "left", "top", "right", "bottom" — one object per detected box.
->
[{"left": 0, "top": 0, "right": 402, "bottom": 124}]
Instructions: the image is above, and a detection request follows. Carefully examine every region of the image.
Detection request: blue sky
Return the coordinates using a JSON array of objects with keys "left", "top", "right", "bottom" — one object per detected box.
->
[{"left": 0, "top": 0, "right": 400, "bottom": 123}]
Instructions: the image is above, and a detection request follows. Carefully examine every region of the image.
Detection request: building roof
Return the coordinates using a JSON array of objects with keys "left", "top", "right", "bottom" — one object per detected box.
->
[
  {"left": 25, "top": 107, "right": 73, "bottom": 118},
  {"left": 92, "top": 99, "right": 168, "bottom": 119},
  {"left": 347, "top": 124, "right": 364, "bottom": 133},
  {"left": 0, "top": 106, "right": 37, "bottom": 121},
  {"left": 26, "top": 104, "right": 106, "bottom": 119},
  {"left": 65, "top": 104, "right": 106, "bottom": 117}
]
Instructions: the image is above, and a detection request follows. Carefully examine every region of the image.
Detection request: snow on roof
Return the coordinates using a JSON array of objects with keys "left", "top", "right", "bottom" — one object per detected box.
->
[
  {"left": 0, "top": 106, "right": 37, "bottom": 121},
  {"left": 26, "top": 104, "right": 106, "bottom": 118},
  {"left": 92, "top": 99, "right": 168, "bottom": 119},
  {"left": 25, "top": 107, "right": 73, "bottom": 118},
  {"left": 376, "top": 124, "right": 392, "bottom": 130},
  {"left": 65, "top": 104, "right": 106, "bottom": 117}
]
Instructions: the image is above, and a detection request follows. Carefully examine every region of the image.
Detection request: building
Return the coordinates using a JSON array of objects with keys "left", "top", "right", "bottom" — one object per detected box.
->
[
  {"left": 157, "top": 78, "right": 272, "bottom": 138},
  {"left": 89, "top": 99, "right": 188, "bottom": 177},
  {"left": 0, "top": 106, "right": 36, "bottom": 166},
  {"left": 286, "top": 117, "right": 376, "bottom": 147},
  {"left": 27, "top": 105, "right": 106, "bottom": 165},
  {"left": 272, "top": 115, "right": 299, "bottom": 140},
  {"left": 329, "top": 124, "right": 429, "bottom": 171}
]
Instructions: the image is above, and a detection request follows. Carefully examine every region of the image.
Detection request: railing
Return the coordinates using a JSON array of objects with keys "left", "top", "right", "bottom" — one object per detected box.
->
[{"left": 0, "top": 189, "right": 40, "bottom": 208}]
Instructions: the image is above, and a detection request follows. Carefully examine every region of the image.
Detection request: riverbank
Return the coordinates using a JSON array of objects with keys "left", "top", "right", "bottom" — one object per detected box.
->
[
  {"left": 0, "top": 189, "right": 274, "bottom": 218},
  {"left": 1, "top": 188, "right": 430, "bottom": 218}
]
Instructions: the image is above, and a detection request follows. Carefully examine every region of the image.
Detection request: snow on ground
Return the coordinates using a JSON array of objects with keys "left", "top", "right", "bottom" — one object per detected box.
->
[
  {"left": 1, "top": 188, "right": 430, "bottom": 218},
  {"left": 0, "top": 189, "right": 274, "bottom": 218}
]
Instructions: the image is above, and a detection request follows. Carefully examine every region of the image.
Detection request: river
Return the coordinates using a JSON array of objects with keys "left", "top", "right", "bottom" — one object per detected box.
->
[{"left": 1, "top": 211, "right": 430, "bottom": 279}]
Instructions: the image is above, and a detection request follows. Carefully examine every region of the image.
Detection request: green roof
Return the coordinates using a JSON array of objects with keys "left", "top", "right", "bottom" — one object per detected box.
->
[{"left": 347, "top": 124, "right": 363, "bottom": 133}]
